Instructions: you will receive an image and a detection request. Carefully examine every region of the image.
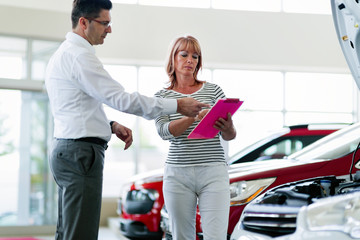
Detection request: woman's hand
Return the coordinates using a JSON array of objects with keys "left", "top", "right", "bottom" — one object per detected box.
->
[
  {"left": 169, "top": 109, "right": 209, "bottom": 137},
  {"left": 214, "top": 112, "right": 236, "bottom": 140}
]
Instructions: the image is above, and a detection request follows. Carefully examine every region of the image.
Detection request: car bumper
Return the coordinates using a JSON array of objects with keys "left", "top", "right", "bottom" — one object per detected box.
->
[
  {"left": 230, "top": 227, "right": 354, "bottom": 240},
  {"left": 119, "top": 218, "right": 163, "bottom": 239}
]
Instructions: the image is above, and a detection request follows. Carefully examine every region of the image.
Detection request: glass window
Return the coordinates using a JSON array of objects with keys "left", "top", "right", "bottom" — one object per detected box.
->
[
  {"left": 198, "top": 68, "right": 212, "bottom": 82},
  {"left": 138, "top": 66, "right": 167, "bottom": 96},
  {"left": 0, "top": 90, "right": 20, "bottom": 225},
  {"left": 0, "top": 36, "right": 27, "bottom": 80},
  {"left": 138, "top": 118, "right": 170, "bottom": 170},
  {"left": 138, "top": 67, "right": 169, "bottom": 171},
  {"left": 285, "top": 112, "right": 354, "bottom": 126},
  {"left": 213, "top": 69, "right": 284, "bottom": 110},
  {"left": 283, "top": 0, "right": 331, "bottom": 14},
  {"left": 285, "top": 72, "right": 354, "bottom": 113},
  {"left": 31, "top": 40, "right": 60, "bottom": 81},
  {"left": 0, "top": 89, "right": 56, "bottom": 226},
  {"left": 212, "top": 0, "right": 281, "bottom": 12},
  {"left": 102, "top": 65, "right": 138, "bottom": 197},
  {"left": 212, "top": 69, "right": 284, "bottom": 156},
  {"left": 0, "top": 36, "right": 60, "bottom": 228},
  {"left": 105, "top": 65, "right": 138, "bottom": 93}
]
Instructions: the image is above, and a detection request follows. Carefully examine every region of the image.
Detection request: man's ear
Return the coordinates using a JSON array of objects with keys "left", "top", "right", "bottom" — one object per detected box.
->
[{"left": 78, "top": 17, "right": 88, "bottom": 30}]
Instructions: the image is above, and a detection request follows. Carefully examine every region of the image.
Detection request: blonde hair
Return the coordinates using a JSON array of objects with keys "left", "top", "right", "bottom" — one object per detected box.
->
[{"left": 165, "top": 35, "right": 203, "bottom": 89}]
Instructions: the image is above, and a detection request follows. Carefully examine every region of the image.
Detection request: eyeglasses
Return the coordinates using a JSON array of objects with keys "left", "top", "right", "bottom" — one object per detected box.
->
[{"left": 85, "top": 18, "right": 112, "bottom": 28}]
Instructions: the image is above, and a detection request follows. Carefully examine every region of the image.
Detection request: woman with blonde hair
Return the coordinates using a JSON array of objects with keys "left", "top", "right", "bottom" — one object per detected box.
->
[{"left": 155, "top": 35, "right": 236, "bottom": 240}]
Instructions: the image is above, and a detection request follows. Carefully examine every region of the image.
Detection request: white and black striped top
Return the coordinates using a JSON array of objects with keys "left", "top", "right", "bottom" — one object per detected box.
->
[{"left": 155, "top": 82, "right": 226, "bottom": 166}]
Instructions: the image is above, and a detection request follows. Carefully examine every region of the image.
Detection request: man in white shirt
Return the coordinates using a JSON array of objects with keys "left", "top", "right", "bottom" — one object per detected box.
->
[{"left": 45, "top": 0, "right": 208, "bottom": 239}]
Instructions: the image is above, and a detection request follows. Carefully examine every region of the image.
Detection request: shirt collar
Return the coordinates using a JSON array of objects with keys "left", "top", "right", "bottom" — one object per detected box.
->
[{"left": 66, "top": 32, "right": 96, "bottom": 54}]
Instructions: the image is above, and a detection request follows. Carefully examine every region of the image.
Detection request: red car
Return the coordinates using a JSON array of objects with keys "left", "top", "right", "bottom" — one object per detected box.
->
[{"left": 117, "top": 123, "right": 346, "bottom": 240}]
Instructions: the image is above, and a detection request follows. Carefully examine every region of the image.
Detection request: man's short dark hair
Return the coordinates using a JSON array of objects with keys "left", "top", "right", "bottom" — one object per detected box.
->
[{"left": 71, "top": 0, "right": 112, "bottom": 29}]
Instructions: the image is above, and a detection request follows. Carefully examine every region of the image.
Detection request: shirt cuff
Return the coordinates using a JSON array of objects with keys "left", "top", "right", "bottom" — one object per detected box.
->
[
  {"left": 162, "top": 99, "right": 177, "bottom": 115},
  {"left": 163, "top": 122, "right": 175, "bottom": 140}
]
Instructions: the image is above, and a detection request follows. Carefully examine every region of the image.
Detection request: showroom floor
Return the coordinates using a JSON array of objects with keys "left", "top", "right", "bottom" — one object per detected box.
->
[
  {"left": 36, "top": 227, "right": 129, "bottom": 240},
  {"left": 35, "top": 218, "right": 130, "bottom": 240}
]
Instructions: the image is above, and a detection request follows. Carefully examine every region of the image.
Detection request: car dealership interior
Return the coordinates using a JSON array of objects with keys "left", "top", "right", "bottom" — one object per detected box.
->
[{"left": 0, "top": 0, "right": 359, "bottom": 239}]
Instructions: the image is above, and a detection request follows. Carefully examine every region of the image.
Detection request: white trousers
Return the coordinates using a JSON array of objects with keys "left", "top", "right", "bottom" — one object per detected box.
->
[{"left": 163, "top": 163, "right": 230, "bottom": 240}]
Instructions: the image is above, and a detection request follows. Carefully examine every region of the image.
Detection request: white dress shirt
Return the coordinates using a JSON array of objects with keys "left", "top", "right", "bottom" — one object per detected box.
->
[{"left": 45, "top": 32, "right": 177, "bottom": 142}]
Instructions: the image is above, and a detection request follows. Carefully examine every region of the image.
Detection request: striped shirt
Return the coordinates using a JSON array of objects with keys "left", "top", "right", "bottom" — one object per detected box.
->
[{"left": 155, "top": 82, "right": 226, "bottom": 166}]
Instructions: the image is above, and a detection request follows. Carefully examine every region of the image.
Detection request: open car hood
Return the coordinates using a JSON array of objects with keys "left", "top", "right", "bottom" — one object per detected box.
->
[{"left": 331, "top": 0, "right": 360, "bottom": 90}]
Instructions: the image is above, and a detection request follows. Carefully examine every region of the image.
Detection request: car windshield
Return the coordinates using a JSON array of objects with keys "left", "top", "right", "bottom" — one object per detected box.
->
[{"left": 289, "top": 122, "right": 360, "bottom": 161}]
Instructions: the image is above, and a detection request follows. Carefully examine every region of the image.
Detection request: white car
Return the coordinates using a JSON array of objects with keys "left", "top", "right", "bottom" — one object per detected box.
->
[{"left": 230, "top": 174, "right": 360, "bottom": 240}]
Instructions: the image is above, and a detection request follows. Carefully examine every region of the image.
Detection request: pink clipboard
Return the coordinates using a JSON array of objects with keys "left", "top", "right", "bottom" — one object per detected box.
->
[{"left": 188, "top": 98, "right": 243, "bottom": 139}]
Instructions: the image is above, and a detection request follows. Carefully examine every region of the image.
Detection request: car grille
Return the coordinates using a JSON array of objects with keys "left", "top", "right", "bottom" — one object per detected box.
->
[{"left": 241, "top": 206, "right": 299, "bottom": 237}]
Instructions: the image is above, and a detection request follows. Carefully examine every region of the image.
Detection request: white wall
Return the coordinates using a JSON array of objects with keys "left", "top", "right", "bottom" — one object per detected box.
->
[{"left": 0, "top": 3, "right": 350, "bottom": 72}]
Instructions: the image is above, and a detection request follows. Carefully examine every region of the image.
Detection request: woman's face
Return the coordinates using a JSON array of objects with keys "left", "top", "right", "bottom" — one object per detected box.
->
[{"left": 174, "top": 46, "right": 199, "bottom": 78}]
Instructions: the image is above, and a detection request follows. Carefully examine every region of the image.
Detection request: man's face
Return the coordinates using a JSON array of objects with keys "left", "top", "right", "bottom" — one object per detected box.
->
[{"left": 84, "top": 9, "right": 112, "bottom": 45}]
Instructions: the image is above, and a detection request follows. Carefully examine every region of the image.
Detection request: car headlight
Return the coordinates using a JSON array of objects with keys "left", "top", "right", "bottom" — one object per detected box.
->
[
  {"left": 305, "top": 192, "right": 360, "bottom": 238},
  {"left": 230, "top": 177, "right": 276, "bottom": 206}
]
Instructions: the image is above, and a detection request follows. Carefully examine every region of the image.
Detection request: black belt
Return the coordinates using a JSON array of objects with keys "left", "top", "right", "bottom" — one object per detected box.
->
[{"left": 57, "top": 137, "right": 108, "bottom": 149}]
